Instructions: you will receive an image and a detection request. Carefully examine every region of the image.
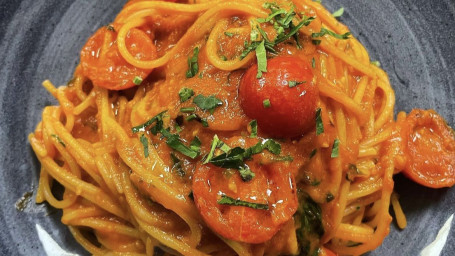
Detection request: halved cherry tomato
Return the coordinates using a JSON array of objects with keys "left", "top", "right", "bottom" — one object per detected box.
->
[
  {"left": 402, "top": 109, "right": 455, "bottom": 188},
  {"left": 239, "top": 56, "right": 318, "bottom": 138},
  {"left": 192, "top": 143, "right": 298, "bottom": 243},
  {"left": 80, "top": 25, "right": 157, "bottom": 90}
]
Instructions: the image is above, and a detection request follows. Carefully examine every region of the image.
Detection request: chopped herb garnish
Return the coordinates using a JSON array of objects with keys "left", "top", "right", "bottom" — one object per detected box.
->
[
  {"left": 312, "top": 39, "right": 322, "bottom": 45},
  {"left": 179, "top": 88, "right": 194, "bottom": 103},
  {"left": 371, "top": 60, "right": 381, "bottom": 67},
  {"left": 332, "top": 7, "right": 344, "bottom": 18},
  {"left": 263, "top": 99, "right": 271, "bottom": 108},
  {"left": 170, "top": 153, "right": 185, "bottom": 177},
  {"left": 131, "top": 111, "right": 167, "bottom": 134},
  {"left": 221, "top": 55, "right": 228, "bottom": 61},
  {"left": 186, "top": 114, "right": 208, "bottom": 127},
  {"left": 312, "top": 27, "right": 351, "bottom": 40},
  {"left": 288, "top": 80, "right": 306, "bottom": 88},
  {"left": 331, "top": 139, "right": 340, "bottom": 158},
  {"left": 217, "top": 194, "right": 269, "bottom": 210},
  {"left": 160, "top": 128, "right": 200, "bottom": 159},
  {"left": 193, "top": 94, "right": 223, "bottom": 114},
  {"left": 309, "top": 149, "right": 317, "bottom": 158},
  {"left": 190, "top": 136, "right": 201, "bottom": 153},
  {"left": 224, "top": 31, "right": 234, "bottom": 37},
  {"left": 248, "top": 120, "right": 258, "bottom": 138},
  {"left": 140, "top": 134, "right": 149, "bottom": 158},
  {"left": 311, "top": 180, "right": 321, "bottom": 186},
  {"left": 315, "top": 108, "right": 324, "bottom": 135},
  {"left": 133, "top": 76, "right": 143, "bottom": 85},
  {"left": 106, "top": 24, "right": 115, "bottom": 32},
  {"left": 326, "top": 192, "right": 335, "bottom": 202},
  {"left": 296, "top": 192, "right": 324, "bottom": 256},
  {"left": 312, "top": 57, "right": 316, "bottom": 68},
  {"left": 180, "top": 107, "right": 195, "bottom": 113},
  {"left": 239, "top": 166, "right": 255, "bottom": 181},
  {"left": 270, "top": 155, "right": 294, "bottom": 162},
  {"left": 185, "top": 47, "right": 199, "bottom": 78},
  {"left": 51, "top": 134, "right": 65, "bottom": 147},
  {"left": 255, "top": 40, "right": 267, "bottom": 78}
]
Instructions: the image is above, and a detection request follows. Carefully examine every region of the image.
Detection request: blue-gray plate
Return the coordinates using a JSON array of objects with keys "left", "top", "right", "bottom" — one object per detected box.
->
[{"left": 0, "top": 0, "right": 454, "bottom": 255}]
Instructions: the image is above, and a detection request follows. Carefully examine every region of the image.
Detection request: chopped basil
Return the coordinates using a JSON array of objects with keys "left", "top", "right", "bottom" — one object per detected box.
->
[
  {"left": 131, "top": 111, "right": 167, "bottom": 135},
  {"left": 204, "top": 135, "right": 220, "bottom": 164},
  {"left": 170, "top": 153, "right": 185, "bottom": 177},
  {"left": 312, "top": 27, "right": 351, "bottom": 40},
  {"left": 217, "top": 194, "right": 269, "bottom": 210},
  {"left": 186, "top": 113, "right": 208, "bottom": 127},
  {"left": 288, "top": 80, "right": 306, "bottom": 88},
  {"left": 312, "top": 39, "right": 322, "bottom": 45},
  {"left": 160, "top": 129, "right": 200, "bottom": 159},
  {"left": 185, "top": 47, "right": 199, "bottom": 78},
  {"left": 371, "top": 60, "right": 381, "bottom": 67},
  {"left": 239, "top": 166, "right": 255, "bottom": 181},
  {"left": 190, "top": 136, "right": 201, "bottom": 153},
  {"left": 311, "top": 180, "right": 321, "bottom": 186},
  {"left": 262, "top": 139, "right": 281, "bottom": 155},
  {"left": 224, "top": 31, "right": 234, "bottom": 37},
  {"left": 326, "top": 192, "right": 335, "bottom": 202},
  {"left": 250, "top": 28, "right": 259, "bottom": 41},
  {"left": 221, "top": 55, "right": 228, "bottom": 61},
  {"left": 309, "top": 149, "right": 317, "bottom": 158},
  {"left": 255, "top": 40, "right": 267, "bottom": 78},
  {"left": 180, "top": 107, "right": 195, "bottom": 113},
  {"left": 331, "top": 139, "right": 340, "bottom": 158},
  {"left": 248, "top": 120, "right": 258, "bottom": 138},
  {"left": 179, "top": 88, "right": 194, "bottom": 103},
  {"left": 270, "top": 155, "right": 294, "bottom": 162},
  {"left": 312, "top": 57, "right": 316, "bottom": 68},
  {"left": 106, "top": 24, "right": 115, "bottom": 32},
  {"left": 296, "top": 192, "right": 324, "bottom": 256},
  {"left": 332, "top": 7, "right": 344, "bottom": 18},
  {"left": 140, "top": 134, "right": 149, "bottom": 158},
  {"left": 133, "top": 76, "right": 143, "bottom": 85},
  {"left": 193, "top": 94, "right": 223, "bottom": 114},
  {"left": 263, "top": 99, "right": 271, "bottom": 108},
  {"left": 51, "top": 134, "right": 65, "bottom": 147},
  {"left": 315, "top": 108, "right": 324, "bottom": 135}
]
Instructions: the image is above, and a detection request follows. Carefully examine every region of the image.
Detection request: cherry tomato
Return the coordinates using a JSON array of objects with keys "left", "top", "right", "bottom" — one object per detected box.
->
[
  {"left": 192, "top": 148, "right": 298, "bottom": 243},
  {"left": 80, "top": 25, "right": 157, "bottom": 90},
  {"left": 403, "top": 109, "right": 455, "bottom": 188},
  {"left": 239, "top": 56, "right": 318, "bottom": 138}
]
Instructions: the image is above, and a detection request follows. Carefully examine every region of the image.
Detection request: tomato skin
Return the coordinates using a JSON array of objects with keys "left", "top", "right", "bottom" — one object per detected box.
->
[
  {"left": 80, "top": 26, "right": 157, "bottom": 90},
  {"left": 192, "top": 140, "right": 298, "bottom": 243},
  {"left": 239, "top": 56, "right": 317, "bottom": 138},
  {"left": 402, "top": 109, "right": 455, "bottom": 188}
]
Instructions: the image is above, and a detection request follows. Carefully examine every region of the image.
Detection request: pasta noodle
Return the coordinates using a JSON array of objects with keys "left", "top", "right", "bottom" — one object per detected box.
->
[{"left": 29, "top": 0, "right": 455, "bottom": 255}]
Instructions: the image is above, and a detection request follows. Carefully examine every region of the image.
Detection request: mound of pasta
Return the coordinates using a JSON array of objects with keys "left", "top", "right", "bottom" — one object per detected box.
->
[{"left": 29, "top": 0, "right": 455, "bottom": 255}]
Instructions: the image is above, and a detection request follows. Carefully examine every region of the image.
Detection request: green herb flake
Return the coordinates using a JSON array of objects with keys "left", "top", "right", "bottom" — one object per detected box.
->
[
  {"left": 239, "top": 166, "right": 256, "bottom": 182},
  {"left": 106, "top": 24, "right": 115, "bottom": 32},
  {"left": 160, "top": 129, "right": 200, "bottom": 159},
  {"left": 263, "top": 99, "right": 271, "bottom": 108},
  {"left": 180, "top": 107, "right": 195, "bottom": 113},
  {"left": 224, "top": 31, "right": 234, "bottom": 37},
  {"left": 309, "top": 149, "right": 317, "bottom": 159},
  {"left": 51, "top": 134, "right": 65, "bottom": 147},
  {"left": 311, "top": 180, "right": 321, "bottom": 186},
  {"left": 131, "top": 111, "right": 167, "bottom": 134},
  {"left": 331, "top": 139, "right": 340, "bottom": 158},
  {"left": 185, "top": 47, "right": 199, "bottom": 78},
  {"left": 288, "top": 80, "right": 306, "bottom": 88},
  {"left": 185, "top": 114, "right": 209, "bottom": 127},
  {"left": 190, "top": 136, "right": 201, "bottom": 153},
  {"left": 315, "top": 108, "right": 324, "bottom": 135},
  {"left": 217, "top": 194, "right": 268, "bottom": 210},
  {"left": 312, "top": 27, "right": 351, "bottom": 40},
  {"left": 371, "top": 60, "right": 381, "bottom": 67},
  {"left": 296, "top": 192, "right": 324, "bottom": 255},
  {"left": 170, "top": 153, "right": 185, "bottom": 177},
  {"left": 133, "top": 76, "right": 143, "bottom": 85},
  {"left": 312, "top": 57, "right": 316, "bottom": 68},
  {"left": 326, "top": 192, "right": 335, "bottom": 202},
  {"left": 249, "top": 120, "right": 258, "bottom": 138},
  {"left": 332, "top": 7, "right": 344, "bottom": 18},
  {"left": 140, "top": 134, "right": 149, "bottom": 158},
  {"left": 179, "top": 88, "right": 194, "bottom": 103},
  {"left": 255, "top": 40, "right": 268, "bottom": 78},
  {"left": 193, "top": 94, "right": 223, "bottom": 114},
  {"left": 221, "top": 55, "right": 228, "bottom": 61},
  {"left": 312, "top": 39, "right": 322, "bottom": 45}
]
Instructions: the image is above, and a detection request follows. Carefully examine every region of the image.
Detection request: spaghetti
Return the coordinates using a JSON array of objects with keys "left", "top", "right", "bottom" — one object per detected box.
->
[{"left": 29, "top": 0, "right": 455, "bottom": 255}]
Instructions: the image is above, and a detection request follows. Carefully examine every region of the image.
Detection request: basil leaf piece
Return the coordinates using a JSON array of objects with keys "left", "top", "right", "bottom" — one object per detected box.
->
[
  {"left": 332, "top": 7, "right": 344, "bottom": 18},
  {"left": 179, "top": 88, "right": 194, "bottom": 103},
  {"left": 309, "top": 149, "right": 317, "bottom": 158},
  {"left": 140, "top": 134, "right": 149, "bottom": 158},
  {"left": 249, "top": 120, "right": 258, "bottom": 138},
  {"left": 263, "top": 99, "right": 271, "bottom": 108},
  {"left": 186, "top": 113, "right": 209, "bottom": 127},
  {"left": 186, "top": 47, "right": 199, "bottom": 78},
  {"left": 288, "top": 81, "right": 306, "bottom": 88},
  {"left": 133, "top": 76, "right": 143, "bottom": 85},
  {"left": 51, "top": 134, "right": 66, "bottom": 147},
  {"left": 170, "top": 153, "right": 185, "bottom": 177},
  {"left": 131, "top": 111, "right": 167, "bottom": 134},
  {"left": 217, "top": 195, "right": 269, "bottom": 210},
  {"left": 239, "top": 166, "right": 255, "bottom": 182},
  {"left": 331, "top": 139, "right": 340, "bottom": 158},
  {"left": 312, "top": 27, "right": 351, "bottom": 40},
  {"left": 315, "top": 108, "right": 324, "bottom": 135},
  {"left": 193, "top": 94, "right": 223, "bottom": 114},
  {"left": 256, "top": 40, "right": 267, "bottom": 78},
  {"left": 224, "top": 31, "right": 234, "bottom": 37},
  {"left": 160, "top": 128, "right": 200, "bottom": 159}
]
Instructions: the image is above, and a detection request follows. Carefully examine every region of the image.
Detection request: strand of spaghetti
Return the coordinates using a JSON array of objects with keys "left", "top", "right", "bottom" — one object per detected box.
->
[
  {"left": 71, "top": 75, "right": 87, "bottom": 101},
  {"left": 360, "top": 126, "right": 393, "bottom": 148},
  {"left": 42, "top": 80, "right": 57, "bottom": 97},
  {"left": 61, "top": 206, "right": 106, "bottom": 224},
  {"left": 298, "top": 0, "right": 349, "bottom": 35},
  {"left": 324, "top": 180, "right": 350, "bottom": 242},
  {"left": 70, "top": 218, "right": 142, "bottom": 239},
  {"left": 95, "top": 154, "right": 121, "bottom": 196},
  {"left": 206, "top": 18, "right": 255, "bottom": 70},
  {"left": 35, "top": 167, "right": 47, "bottom": 203},
  {"left": 318, "top": 80, "right": 367, "bottom": 123},
  {"left": 39, "top": 156, "right": 127, "bottom": 219},
  {"left": 334, "top": 223, "right": 374, "bottom": 242},
  {"left": 73, "top": 89, "right": 96, "bottom": 115},
  {"left": 352, "top": 206, "right": 366, "bottom": 226},
  {"left": 358, "top": 147, "right": 377, "bottom": 158},
  {"left": 391, "top": 192, "right": 407, "bottom": 229},
  {"left": 117, "top": 2, "right": 267, "bottom": 69},
  {"left": 374, "top": 78, "right": 396, "bottom": 131},
  {"left": 347, "top": 178, "right": 383, "bottom": 200},
  {"left": 219, "top": 237, "right": 253, "bottom": 256},
  {"left": 68, "top": 226, "right": 108, "bottom": 255},
  {"left": 28, "top": 133, "right": 47, "bottom": 158},
  {"left": 353, "top": 77, "right": 369, "bottom": 104},
  {"left": 56, "top": 86, "right": 75, "bottom": 132},
  {"left": 41, "top": 171, "right": 78, "bottom": 209},
  {"left": 334, "top": 102, "right": 347, "bottom": 145}
]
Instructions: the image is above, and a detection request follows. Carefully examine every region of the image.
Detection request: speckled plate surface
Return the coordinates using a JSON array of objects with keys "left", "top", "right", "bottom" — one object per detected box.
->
[{"left": 0, "top": 0, "right": 454, "bottom": 255}]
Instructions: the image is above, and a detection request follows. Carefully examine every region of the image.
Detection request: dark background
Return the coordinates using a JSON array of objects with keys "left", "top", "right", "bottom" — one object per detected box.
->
[{"left": 0, "top": 0, "right": 454, "bottom": 255}]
